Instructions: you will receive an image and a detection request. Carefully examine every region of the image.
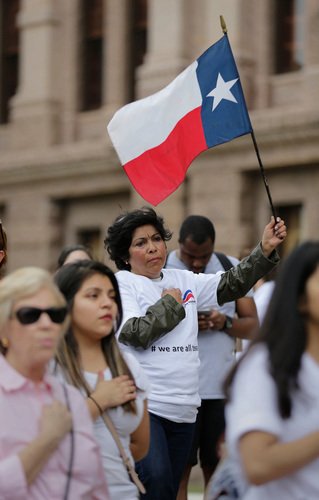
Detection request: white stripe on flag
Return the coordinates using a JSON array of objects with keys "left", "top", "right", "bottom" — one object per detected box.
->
[{"left": 107, "top": 61, "right": 202, "bottom": 165}]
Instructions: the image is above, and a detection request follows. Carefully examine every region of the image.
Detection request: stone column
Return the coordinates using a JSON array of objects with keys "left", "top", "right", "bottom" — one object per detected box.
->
[
  {"left": 7, "top": 192, "right": 55, "bottom": 271},
  {"left": 136, "top": 0, "right": 189, "bottom": 98},
  {"left": 104, "top": 0, "right": 131, "bottom": 110},
  {"left": 10, "top": 0, "right": 61, "bottom": 148},
  {"left": 303, "top": 0, "right": 319, "bottom": 109},
  {"left": 59, "top": 0, "right": 81, "bottom": 143}
]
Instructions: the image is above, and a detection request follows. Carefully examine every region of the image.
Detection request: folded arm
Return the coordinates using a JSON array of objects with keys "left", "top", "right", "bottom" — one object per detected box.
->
[{"left": 119, "top": 294, "right": 185, "bottom": 349}]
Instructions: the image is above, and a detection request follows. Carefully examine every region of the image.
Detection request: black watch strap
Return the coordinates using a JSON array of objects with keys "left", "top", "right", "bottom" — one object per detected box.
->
[{"left": 224, "top": 315, "right": 233, "bottom": 330}]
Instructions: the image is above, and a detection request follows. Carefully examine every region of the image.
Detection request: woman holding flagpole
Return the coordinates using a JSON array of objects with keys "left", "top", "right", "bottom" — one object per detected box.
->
[{"left": 104, "top": 206, "right": 286, "bottom": 500}]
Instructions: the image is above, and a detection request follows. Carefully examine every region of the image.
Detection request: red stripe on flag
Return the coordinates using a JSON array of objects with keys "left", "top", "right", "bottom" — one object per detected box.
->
[{"left": 123, "top": 107, "right": 207, "bottom": 205}]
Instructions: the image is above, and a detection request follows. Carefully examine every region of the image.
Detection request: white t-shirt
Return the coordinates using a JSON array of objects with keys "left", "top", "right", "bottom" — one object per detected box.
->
[
  {"left": 166, "top": 251, "right": 253, "bottom": 398},
  {"left": 226, "top": 344, "right": 319, "bottom": 499},
  {"left": 254, "top": 280, "right": 275, "bottom": 324},
  {"left": 53, "top": 353, "right": 149, "bottom": 500},
  {"left": 84, "top": 352, "right": 149, "bottom": 500},
  {"left": 116, "top": 268, "right": 223, "bottom": 423}
]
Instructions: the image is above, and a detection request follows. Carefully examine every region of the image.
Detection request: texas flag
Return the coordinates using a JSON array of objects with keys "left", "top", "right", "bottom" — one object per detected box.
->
[{"left": 107, "top": 34, "right": 252, "bottom": 206}]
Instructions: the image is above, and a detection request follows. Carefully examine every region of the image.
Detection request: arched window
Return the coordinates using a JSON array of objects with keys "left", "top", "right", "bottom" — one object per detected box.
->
[
  {"left": 81, "top": 0, "right": 103, "bottom": 111},
  {"left": 0, "top": 0, "right": 20, "bottom": 123},
  {"left": 275, "top": 0, "right": 304, "bottom": 74}
]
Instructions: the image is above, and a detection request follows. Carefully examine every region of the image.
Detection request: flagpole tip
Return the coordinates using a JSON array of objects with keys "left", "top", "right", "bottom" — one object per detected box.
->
[{"left": 220, "top": 15, "right": 227, "bottom": 34}]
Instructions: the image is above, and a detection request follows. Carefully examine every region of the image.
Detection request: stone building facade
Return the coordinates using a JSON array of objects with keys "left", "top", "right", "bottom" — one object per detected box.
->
[{"left": 1, "top": 0, "right": 319, "bottom": 272}]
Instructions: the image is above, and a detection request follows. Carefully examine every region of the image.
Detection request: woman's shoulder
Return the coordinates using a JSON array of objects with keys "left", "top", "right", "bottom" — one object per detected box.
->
[
  {"left": 162, "top": 268, "right": 190, "bottom": 276},
  {"left": 232, "top": 344, "right": 271, "bottom": 393},
  {"left": 116, "top": 270, "right": 148, "bottom": 286},
  {"left": 162, "top": 268, "right": 197, "bottom": 283},
  {"left": 116, "top": 270, "right": 133, "bottom": 282},
  {"left": 239, "top": 343, "right": 269, "bottom": 369}
]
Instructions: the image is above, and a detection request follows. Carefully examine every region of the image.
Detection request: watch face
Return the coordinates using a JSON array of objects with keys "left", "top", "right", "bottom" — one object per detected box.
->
[{"left": 225, "top": 316, "right": 233, "bottom": 329}]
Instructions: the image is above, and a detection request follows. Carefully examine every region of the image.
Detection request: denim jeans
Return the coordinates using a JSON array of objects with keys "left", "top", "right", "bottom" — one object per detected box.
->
[{"left": 136, "top": 412, "right": 196, "bottom": 500}]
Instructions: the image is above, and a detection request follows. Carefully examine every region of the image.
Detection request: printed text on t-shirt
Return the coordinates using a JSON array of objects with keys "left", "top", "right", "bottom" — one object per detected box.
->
[{"left": 151, "top": 344, "right": 198, "bottom": 352}]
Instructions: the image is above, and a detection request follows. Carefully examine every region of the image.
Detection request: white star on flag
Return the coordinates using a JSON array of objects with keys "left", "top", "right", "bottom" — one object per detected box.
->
[{"left": 207, "top": 73, "right": 239, "bottom": 111}]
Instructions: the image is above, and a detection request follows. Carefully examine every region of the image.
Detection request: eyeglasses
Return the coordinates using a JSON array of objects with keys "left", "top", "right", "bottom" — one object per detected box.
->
[{"left": 12, "top": 307, "right": 68, "bottom": 325}]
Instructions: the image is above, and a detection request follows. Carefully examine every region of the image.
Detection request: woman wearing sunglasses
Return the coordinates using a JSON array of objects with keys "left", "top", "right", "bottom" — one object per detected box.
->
[
  {"left": 0, "top": 267, "right": 109, "bottom": 499},
  {"left": 53, "top": 260, "right": 150, "bottom": 500}
]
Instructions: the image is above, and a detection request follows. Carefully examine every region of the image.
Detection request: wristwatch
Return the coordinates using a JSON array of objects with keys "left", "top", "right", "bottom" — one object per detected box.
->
[{"left": 223, "top": 315, "right": 233, "bottom": 330}]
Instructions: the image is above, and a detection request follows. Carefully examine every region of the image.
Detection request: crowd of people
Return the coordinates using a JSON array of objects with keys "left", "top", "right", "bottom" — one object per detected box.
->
[{"left": 4, "top": 210, "right": 319, "bottom": 499}]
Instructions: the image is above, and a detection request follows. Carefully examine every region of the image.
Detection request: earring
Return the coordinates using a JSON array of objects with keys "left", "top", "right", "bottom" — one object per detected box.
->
[{"left": 0, "top": 337, "right": 9, "bottom": 348}]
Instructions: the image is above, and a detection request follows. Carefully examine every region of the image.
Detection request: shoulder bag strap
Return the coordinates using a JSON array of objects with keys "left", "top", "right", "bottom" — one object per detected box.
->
[
  {"left": 214, "top": 252, "right": 234, "bottom": 271},
  {"left": 100, "top": 410, "right": 146, "bottom": 495}
]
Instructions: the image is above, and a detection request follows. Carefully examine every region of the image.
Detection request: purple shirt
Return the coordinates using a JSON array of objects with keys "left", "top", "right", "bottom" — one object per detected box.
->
[{"left": 0, "top": 354, "right": 109, "bottom": 499}]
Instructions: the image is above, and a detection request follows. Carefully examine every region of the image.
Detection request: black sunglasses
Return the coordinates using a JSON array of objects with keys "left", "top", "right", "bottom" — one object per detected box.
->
[{"left": 12, "top": 307, "right": 68, "bottom": 325}]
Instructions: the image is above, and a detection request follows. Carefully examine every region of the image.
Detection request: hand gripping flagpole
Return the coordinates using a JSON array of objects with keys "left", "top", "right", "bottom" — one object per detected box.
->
[{"left": 220, "top": 16, "right": 277, "bottom": 221}]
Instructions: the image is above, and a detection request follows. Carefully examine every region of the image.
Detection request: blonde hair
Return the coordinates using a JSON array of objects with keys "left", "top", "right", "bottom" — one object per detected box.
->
[{"left": 0, "top": 267, "right": 69, "bottom": 352}]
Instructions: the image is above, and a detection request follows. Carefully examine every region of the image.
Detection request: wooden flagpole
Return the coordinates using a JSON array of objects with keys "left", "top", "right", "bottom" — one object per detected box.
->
[{"left": 219, "top": 16, "right": 277, "bottom": 221}]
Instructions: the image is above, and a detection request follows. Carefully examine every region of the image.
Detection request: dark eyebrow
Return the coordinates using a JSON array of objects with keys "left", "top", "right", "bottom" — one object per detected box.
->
[
  {"left": 132, "top": 232, "right": 161, "bottom": 243},
  {"left": 84, "top": 286, "right": 101, "bottom": 293},
  {"left": 132, "top": 237, "right": 146, "bottom": 245},
  {"left": 84, "top": 285, "right": 116, "bottom": 294}
]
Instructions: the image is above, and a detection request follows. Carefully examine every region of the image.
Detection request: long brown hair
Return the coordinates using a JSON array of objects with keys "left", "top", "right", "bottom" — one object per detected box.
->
[{"left": 54, "top": 260, "right": 137, "bottom": 414}]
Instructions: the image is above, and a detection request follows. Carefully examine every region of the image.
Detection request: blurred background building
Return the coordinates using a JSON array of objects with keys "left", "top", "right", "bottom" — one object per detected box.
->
[{"left": 1, "top": 0, "right": 318, "bottom": 272}]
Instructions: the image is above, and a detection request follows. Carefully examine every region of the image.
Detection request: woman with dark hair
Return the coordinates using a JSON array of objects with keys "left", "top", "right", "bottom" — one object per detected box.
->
[
  {"left": 104, "top": 206, "right": 286, "bottom": 500},
  {"left": 54, "top": 260, "right": 149, "bottom": 500},
  {"left": 57, "top": 244, "right": 93, "bottom": 268},
  {"left": 224, "top": 241, "right": 319, "bottom": 499}
]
